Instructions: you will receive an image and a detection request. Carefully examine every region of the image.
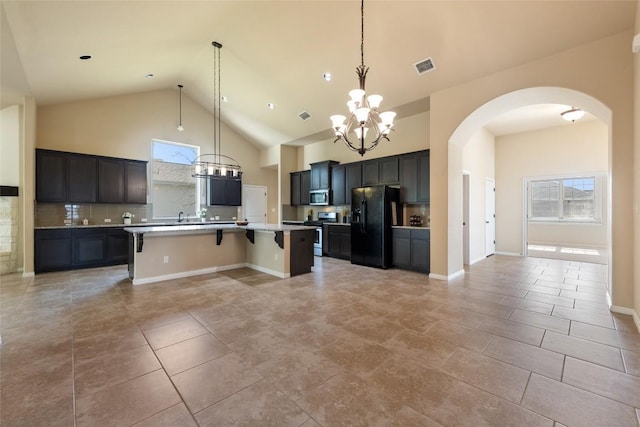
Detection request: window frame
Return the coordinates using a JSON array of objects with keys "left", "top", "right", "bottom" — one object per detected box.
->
[
  {"left": 150, "top": 139, "right": 201, "bottom": 220},
  {"left": 527, "top": 174, "right": 603, "bottom": 224}
]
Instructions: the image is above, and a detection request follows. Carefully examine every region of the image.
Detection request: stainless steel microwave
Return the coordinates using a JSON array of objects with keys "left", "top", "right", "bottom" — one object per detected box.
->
[{"left": 310, "top": 189, "right": 330, "bottom": 206}]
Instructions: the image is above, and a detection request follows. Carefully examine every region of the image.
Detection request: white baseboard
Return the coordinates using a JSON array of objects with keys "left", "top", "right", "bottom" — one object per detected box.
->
[
  {"left": 132, "top": 263, "right": 244, "bottom": 285},
  {"left": 609, "top": 305, "right": 640, "bottom": 334},
  {"left": 494, "top": 251, "right": 522, "bottom": 257},
  {"left": 21, "top": 271, "right": 34, "bottom": 278},
  {"left": 429, "top": 269, "right": 465, "bottom": 281}
]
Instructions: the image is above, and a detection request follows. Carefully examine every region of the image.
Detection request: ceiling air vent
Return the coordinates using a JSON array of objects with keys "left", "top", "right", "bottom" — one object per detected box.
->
[
  {"left": 298, "top": 111, "right": 311, "bottom": 121},
  {"left": 414, "top": 57, "right": 435, "bottom": 75}
]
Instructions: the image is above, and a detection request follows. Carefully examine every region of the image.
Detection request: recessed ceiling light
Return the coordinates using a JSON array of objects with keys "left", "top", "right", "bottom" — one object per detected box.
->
[
  {"left": 79, "top": 55, "right": 92, "bottom": 61},
  {"left": 221, "top": 96, "right": 228, "bottom": 103},
  {"left": 323, "top": 72, "right": 332, "bottom": 81},
  {"left": 145, "top": 73, "right": 154, "bottom": 79},
  {"left": 267, "top": 103, "right": 275, "bottom": 110}
]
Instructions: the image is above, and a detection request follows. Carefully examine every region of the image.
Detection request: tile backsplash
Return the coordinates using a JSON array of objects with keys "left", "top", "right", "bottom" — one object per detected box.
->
[{"left": 35, "top": 203, "right": 239, "bottom": 227}]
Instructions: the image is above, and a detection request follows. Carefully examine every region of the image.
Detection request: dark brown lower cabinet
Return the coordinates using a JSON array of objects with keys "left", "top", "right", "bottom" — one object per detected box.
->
[
  {"left": 35, "top": 229, "right": 73, "bottom": 272},
  {"left": 35, "top": 227, "right": 132, "bottom": 273},
  {"left": 324, "top": 224, "right": 351, "bottom": 260},
  {"left": 392, "top": 228, "right": 430, "bottom": 273},
  {"left": 290, "top": 229, "right": 315, "bottom": 276}
]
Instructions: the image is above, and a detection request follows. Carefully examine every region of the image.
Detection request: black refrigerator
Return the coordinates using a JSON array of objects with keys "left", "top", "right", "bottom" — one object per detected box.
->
[{"left": 351, "top": 185, "right": 400, "bottom": 269}]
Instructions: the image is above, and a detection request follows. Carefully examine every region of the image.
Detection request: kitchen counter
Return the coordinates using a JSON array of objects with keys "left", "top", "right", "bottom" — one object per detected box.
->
[
  {"left": 34, "top": 220, "right": 237, "bottom": 230},
  {"left": 125, "top": 223, "right": 316, "bottom": 285},
  {"left": 392, "top": 225, "right": 430, "bottom": 230}
]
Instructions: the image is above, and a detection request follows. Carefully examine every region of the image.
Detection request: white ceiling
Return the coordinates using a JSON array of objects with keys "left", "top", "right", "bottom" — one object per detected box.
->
[
  {"left": 1, "top": 1, "right": 635, "bottom": 148},
  {"left": 484, "top": 104, "right": 597, "bottom": 137}
]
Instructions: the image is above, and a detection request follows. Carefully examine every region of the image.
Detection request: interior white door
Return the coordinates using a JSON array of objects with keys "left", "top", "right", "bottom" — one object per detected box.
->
[
  {"left": 463, "top": 173, "right": 470, "bottom": 265},
  {"left": 242, "top": 185, "right": 267, "bottom": 224},
  {"left": 485, "top": 178, "right": 496, "bottom": 256}
]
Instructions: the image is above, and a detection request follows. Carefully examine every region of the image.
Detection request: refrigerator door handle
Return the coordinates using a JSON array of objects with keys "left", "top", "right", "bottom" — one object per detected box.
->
[{"left": 361, "top": 199, "right": 366, "bottom": 233}]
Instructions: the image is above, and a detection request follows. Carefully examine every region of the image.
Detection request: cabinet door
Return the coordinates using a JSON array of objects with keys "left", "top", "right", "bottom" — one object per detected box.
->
[
  {"left": 345, "top": 163, "right": 362, "bottom": 205},
  {"left": 98, "top": 158, "right": 125, "bottom": 203},
  {"left": 35, "top": 229, "right": 72, "bottom": 272},
  {"left": 392, "top": 233, "right": 411, "bottom": 268},
  {"left": 362, "top": 159, "right": 379, "bottom": 186},
  {"left": 290, "top": 173, "right": 301, "bottom": 206},
  {"left": 208, "top": 177, "right": 227, "bottom": 205},
  {"left": 73, "top": 228, "right": 108, "bottom": 266},
  {"left": 399, "top": 154, "right": 418, "bottom": 203},
  {"left": 417, "top": 151, "right": 430, "bottom": 203},
  {"left": 226, "top": 179, "right": 242, "bottom": 206},
  {"left": 124, "top": 160, "right": 147, "bottom": 204},
  {"left": 410, "top": 238, "right": 430, "bottom": 272},
  {"left": 331, "top": 165, "right": 346, "bottom": 206},
  {"left": 310, "top": 166, "right": 322, "bottom": 190},
  {"left": 300, "top": 170, "right": 311, "bottom": 205},
  {"left": 290, "top": 229, "right": 314, "bottom": 276},
  {"left": 108, "top": 228, "right": 130, "bottom": 264},
  {"left": 379, "top": 156, "right": 399, "bottom": 184},
  {"left": 327, "top": 227, "right": 339, "bottom": 257},
  {"left": 339, "top": 228, "right": 351, "bottom": 259},
  {"left": 36, "top": 149, "right": 67, "bottom": 202},
  {"left": 68, "top": 154, "right": 97, "bottom": 203}
]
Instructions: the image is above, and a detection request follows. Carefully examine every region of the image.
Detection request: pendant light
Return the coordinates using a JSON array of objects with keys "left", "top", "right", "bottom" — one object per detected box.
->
[
  {"left": 192, "top": 41, "right": 241, "bottom": 179},
  {"left": 177, "top": 84, "right": 184, "bottom": 131}
]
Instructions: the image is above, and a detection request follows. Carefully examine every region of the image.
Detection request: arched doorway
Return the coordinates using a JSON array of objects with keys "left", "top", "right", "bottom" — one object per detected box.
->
[{"left": 449, "top": 87, "right": 612, "bottom": 295}]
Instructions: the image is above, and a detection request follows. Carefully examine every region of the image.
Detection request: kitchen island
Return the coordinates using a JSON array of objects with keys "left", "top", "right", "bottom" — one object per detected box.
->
[{"left": 125, "top": 223, "right": 316, "bottom": 285}]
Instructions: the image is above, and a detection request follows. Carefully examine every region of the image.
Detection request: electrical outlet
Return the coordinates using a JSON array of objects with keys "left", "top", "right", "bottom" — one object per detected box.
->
[
  {"left": 163, "top": 256, "right": 169, "bottom": 263},
  {"left": 104, "top": 218, "right": 111, "bottom": 223}
]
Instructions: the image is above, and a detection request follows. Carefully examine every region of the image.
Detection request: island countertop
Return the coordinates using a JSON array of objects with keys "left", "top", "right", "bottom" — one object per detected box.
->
[{"left": 123, "top": 222, "right": 316, "bottom": 235}]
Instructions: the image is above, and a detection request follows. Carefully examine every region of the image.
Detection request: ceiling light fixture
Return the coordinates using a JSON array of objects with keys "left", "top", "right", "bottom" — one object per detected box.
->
[
  {"left": 323, "top": 72, "right": 332, "bottom": 81},
  {"left": 561, "top": 107, "right": 585, "bottom": 122},
  {"left": 192, "top": 41, "right": 241, "bottom": 180},
  {"left": 267, "top": 103, "right": 275, "bottom": 110},
  {"left": 330, "top": 0, "right": 396, "bottom": 156},
  {"left": 145, "top": 73, "right": 154, "bottom": 79},
  {"left": 177, "top": 84, "right": 184, "bottom": 132}
]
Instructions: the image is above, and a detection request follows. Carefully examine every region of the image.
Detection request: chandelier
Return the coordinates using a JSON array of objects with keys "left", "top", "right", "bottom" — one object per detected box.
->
[
  {"left": 330, "top": 0, "right": 396, "bottom": 156},
  {"left": 193, "top": 41, "right": 242, "bottom": 179}
]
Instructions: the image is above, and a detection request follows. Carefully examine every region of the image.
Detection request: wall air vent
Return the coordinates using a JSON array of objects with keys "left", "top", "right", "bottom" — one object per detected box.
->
[
  {"left": 298, "top": 111, "right": 312, "bottom": 121},
  {"left": 414, "top": 57, "right": 435, "bottom": 75}
]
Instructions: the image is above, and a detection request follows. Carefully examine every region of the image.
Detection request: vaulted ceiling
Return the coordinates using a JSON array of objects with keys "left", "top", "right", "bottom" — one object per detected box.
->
[{"left": 1, "top": 1, "right": 635, "bottom": 147}]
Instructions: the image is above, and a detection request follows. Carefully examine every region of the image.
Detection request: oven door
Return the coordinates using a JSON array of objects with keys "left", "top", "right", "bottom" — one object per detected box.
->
[{"left": 313, "top": 227, "right": 322, "bottom": 257}]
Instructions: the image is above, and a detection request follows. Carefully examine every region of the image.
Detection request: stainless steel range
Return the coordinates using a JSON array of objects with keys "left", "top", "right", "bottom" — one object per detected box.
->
[{"left": 304, "top": 211, "right": 338, "bottom": 256}]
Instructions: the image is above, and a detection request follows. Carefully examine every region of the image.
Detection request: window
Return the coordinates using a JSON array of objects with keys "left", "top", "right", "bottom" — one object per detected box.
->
[
  {"left": 151, "top": 140, "right": 200, "bottom": 219},
  {"left": 529, "top": 176, "right": 600, "bottom": 222}
]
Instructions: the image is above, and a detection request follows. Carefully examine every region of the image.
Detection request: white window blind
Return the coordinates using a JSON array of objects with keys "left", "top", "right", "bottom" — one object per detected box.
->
[{"left": 529, "top": 176, "right": 598, "bottom": 222}]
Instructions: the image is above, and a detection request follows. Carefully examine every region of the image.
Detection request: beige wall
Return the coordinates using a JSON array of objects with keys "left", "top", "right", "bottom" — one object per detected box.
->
[
  {"left": 462, "top": 127, "right": 495, "bottom": 264},
  {"left": 36, "top": 89, "right": 279, "bottom": 225},
  {"left": 430, "top": 30, "right": 634, "bottom": 308},
  {"left": 495, "top": 120, "right": 608, "bottom": 254},
  {"left": 1, "top": 105, "right": 21, "bottom": 186}
]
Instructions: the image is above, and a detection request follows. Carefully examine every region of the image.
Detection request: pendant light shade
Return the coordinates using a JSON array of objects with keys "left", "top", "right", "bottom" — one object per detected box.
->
[{"left": 177, "top": 84, "right": 184, "bottom": 131}]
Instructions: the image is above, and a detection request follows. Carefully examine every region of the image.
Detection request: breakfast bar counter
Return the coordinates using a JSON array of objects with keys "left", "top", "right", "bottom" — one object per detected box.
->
[{"left": 125, "top": 223, "right": 316, "bottom": 285}]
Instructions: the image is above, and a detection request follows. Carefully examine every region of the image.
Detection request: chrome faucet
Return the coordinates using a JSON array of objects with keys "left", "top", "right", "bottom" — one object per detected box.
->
[{"left": 178, "top": 211, "right": 184, "bottom": 223}]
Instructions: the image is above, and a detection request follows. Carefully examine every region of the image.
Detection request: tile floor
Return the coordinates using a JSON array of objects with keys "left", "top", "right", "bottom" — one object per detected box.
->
[{"left": 1, "top": 255, "right": 639, "bottom": 426}]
